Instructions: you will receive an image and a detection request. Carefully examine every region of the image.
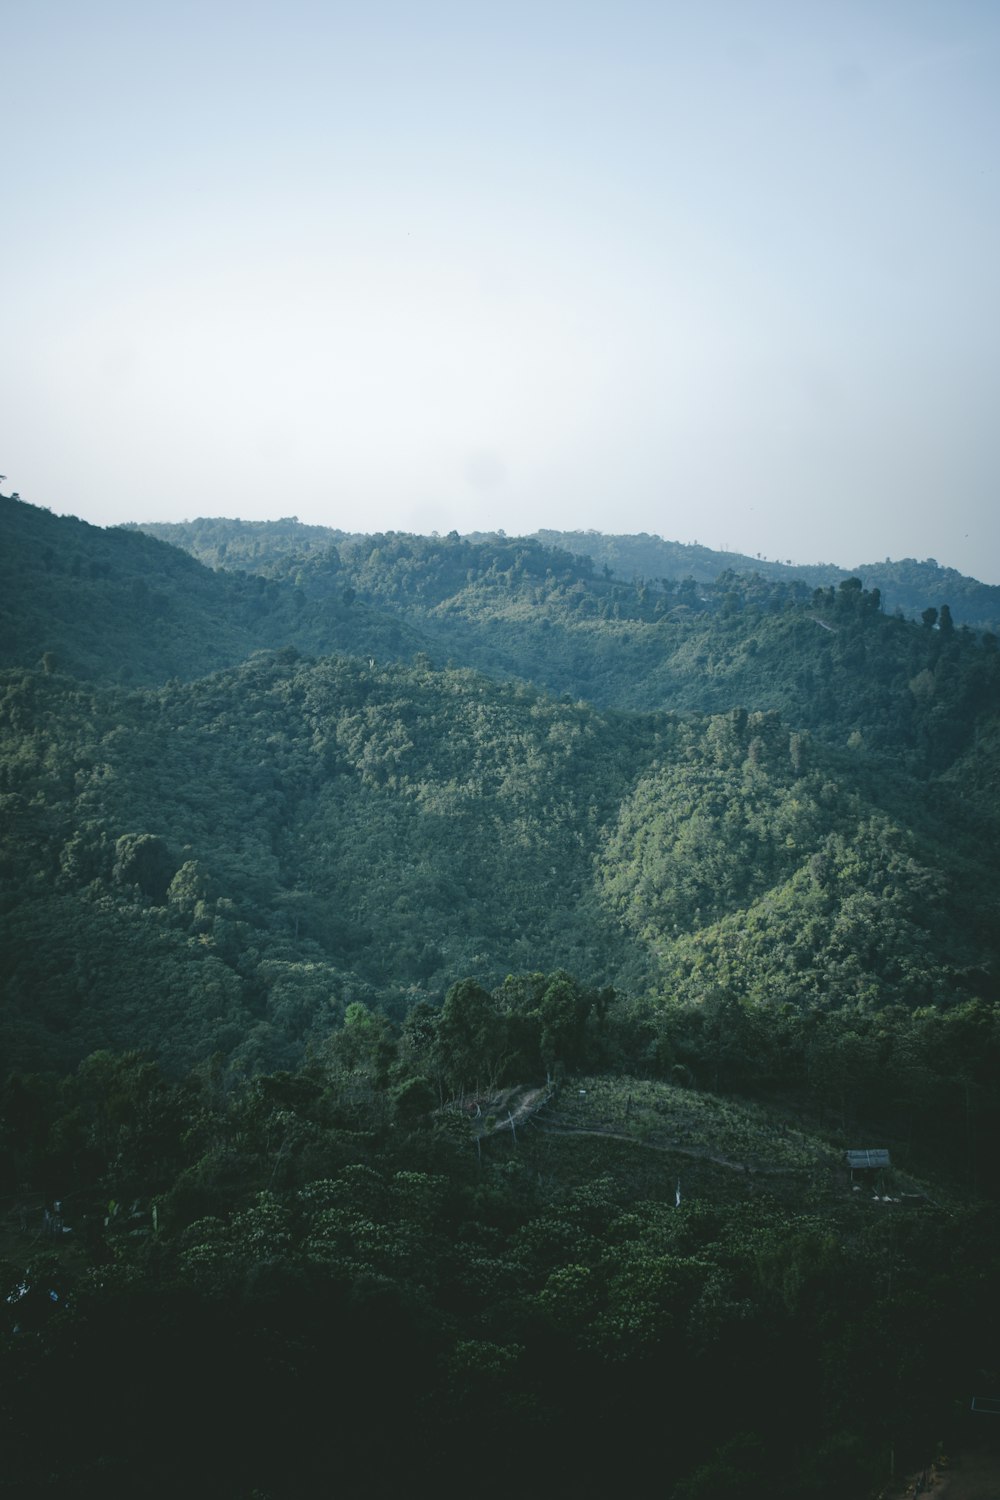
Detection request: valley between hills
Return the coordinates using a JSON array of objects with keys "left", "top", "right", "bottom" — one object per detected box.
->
[{"left": 2, "top": 494, "right": 999, "bottom": 1498}]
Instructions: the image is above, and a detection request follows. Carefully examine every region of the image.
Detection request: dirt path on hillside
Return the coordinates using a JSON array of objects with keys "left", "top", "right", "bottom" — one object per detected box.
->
[
  {"left": 474, "top": 1085, "right": 552, "bottom": 1136},
  {"left": 535, "top": 1120, "right": 802, "bottom": 1175},
  {"left": 476, "top": 1089, "right": 781, "bottom": 1172},
  {"left": 538, "top": 1120, "right": 748, "bottom": 1169}
]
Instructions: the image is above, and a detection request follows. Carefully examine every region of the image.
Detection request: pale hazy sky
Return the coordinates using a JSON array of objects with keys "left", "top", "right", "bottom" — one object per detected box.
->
[{"left": 3, "top": 1, "right": 999, "bottom": 580}]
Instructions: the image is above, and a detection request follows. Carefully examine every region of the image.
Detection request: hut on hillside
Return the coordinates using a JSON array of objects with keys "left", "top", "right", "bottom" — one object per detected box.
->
[{"left": 846, "top": 1147, "right": 891, "bottom": 1194}]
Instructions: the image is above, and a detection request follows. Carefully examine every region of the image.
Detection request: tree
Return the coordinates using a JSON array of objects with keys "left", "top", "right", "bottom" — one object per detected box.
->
[
  {"left": 390, "top": 1074, "right": 436, "bottom": 1129},
  {"left": 325, "top": 1002, "right": 395, "bottom": 1095},
  {"left": 535, "top": 972, "right": 586, "bottom": 1072},
  {"left": 112, "top": 833, "right": 177, "bottom": 902},
  {"left": 437, "top": 980, "right": 506, "bottom": 1094}
]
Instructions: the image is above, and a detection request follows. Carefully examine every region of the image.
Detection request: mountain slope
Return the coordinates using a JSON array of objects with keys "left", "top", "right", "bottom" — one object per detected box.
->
[
  {"left": 14, "top": 501, "right": 997, "bottom": 778},
  {"left": 130, "top": 519, "right": 1000, "bottom": 766},
  {"left": 3, "top": 500, "right": 1000, "bottom": 1500},
  {"left": 0, "top": 495, "right": 425, "bottom": 686},
  {"left": 137, "top": 512, "right": 1000, "bottom": 632},
  {"left": 3, "top": 649, "right": 997, "bottom": 1079}
]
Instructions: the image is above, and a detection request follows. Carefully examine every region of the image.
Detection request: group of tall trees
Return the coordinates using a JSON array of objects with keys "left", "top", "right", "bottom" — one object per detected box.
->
[{"left": 3, "top": 1005, "right": 998, "bottom": 1498}]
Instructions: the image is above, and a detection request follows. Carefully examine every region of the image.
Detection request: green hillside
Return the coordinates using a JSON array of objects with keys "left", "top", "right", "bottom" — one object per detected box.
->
[
  {"left": 536, "top": 528, "right": 1000, "bottom": 632},
  {"left": 3, "top": 1018, "right": 997, "bottom": 1498},
  {"left": 138, "top": 511, "right": 1000, "bottom": 633},
  {"left": 4, "top": 648, "right": 997, "bottom": 1075},
  {"left": 128, "top": 519, "right": 1000, "bottom": 769},
  {"left": 0, "top": 496, "right": 425, "bottom": 686},
  {"left": 3, "top": 497, "right": 1000, "bottom": 1498}
]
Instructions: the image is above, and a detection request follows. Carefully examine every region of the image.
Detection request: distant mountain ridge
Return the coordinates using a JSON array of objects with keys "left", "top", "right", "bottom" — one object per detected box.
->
[
  {"left": 533, "top": 529, "right": 1000, "bottom": 631},
  {"left": 134, "top": 515, "right": 1000, "bottom": 633},
  {"left": 0, "top": 495, "right": 425, "bottom": 685},
  {"left": 7, "top": 499, "right": 1000, "bottom": 784}
]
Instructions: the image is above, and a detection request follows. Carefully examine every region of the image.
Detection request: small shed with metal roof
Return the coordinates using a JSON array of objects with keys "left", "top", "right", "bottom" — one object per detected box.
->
[{"left": 846, "top": 1148, "right": 891, "bottom": 1189}]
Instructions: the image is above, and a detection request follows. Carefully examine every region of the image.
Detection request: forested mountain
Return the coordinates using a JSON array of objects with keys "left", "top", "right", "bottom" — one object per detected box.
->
[
  {"left": 3, "top": 496, "right": 1000, "bottom": 1497},
  {"left": 5, "top": 648, "right": 996, "bottom": 1073},
  {"left": 0, "top": 496, "right": 424, "bottom": 686},
  {"left": 535, "top": 528, "right": 1000, "bottom": 633},
  {"left": 139, "top": 512, "right": 1000, "bottom": 633},
  {"left": 124, "top": 518, "right": 1000, "bottom": 772}
]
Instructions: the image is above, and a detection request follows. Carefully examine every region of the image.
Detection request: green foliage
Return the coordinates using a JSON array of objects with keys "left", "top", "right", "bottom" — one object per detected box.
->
[
  {"left": 537, "top": 527, "right": 1000, "bottom": 633},
  {"left": 4, "top": 501, "right": 1000, "bottom": 1493},
  {"left": 4, "top": 1042, "right": 997, "bottom": 1497},
  {"left": 112, "top": 832, "right": 177, "bottom": 901},
  {"left": 0, "top": 495, "right": 425, "bottom": 688},
  {"left": 8, "top": 500, "right": 1000, "bottom": 776},
  {"left": 2, "top": 594, "right": 999, "bottom": 1079}
]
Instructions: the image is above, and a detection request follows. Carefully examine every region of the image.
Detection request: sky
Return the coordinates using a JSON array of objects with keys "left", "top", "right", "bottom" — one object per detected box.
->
[{"left": 3, "top": 0, "right": 999, "bottom": 581}]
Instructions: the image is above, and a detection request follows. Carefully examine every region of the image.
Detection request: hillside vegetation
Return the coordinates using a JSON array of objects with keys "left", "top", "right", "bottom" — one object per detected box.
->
[
  {"left": 140, "top": 512, "right": 1000, "bottom": 633},
  {"left": 3, "top": 494, "right": 1000, "bottom": 1498},
  {"left": 0, "top": 497, "right": 424, "bottom": 686}
]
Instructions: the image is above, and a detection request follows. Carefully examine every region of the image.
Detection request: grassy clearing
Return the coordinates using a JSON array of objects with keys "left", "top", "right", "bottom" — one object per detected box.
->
[{"left": 550, "top": 1074, "right": 848, "bottom": 1172}]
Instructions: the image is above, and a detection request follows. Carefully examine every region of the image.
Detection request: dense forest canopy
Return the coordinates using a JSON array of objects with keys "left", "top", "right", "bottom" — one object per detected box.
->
[
  {"left": 137, "top": 511, "right": 1000, "bottom": 634},
  {"left": 3, "top": 494, "right": 1000, "bottom": 1497}
]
